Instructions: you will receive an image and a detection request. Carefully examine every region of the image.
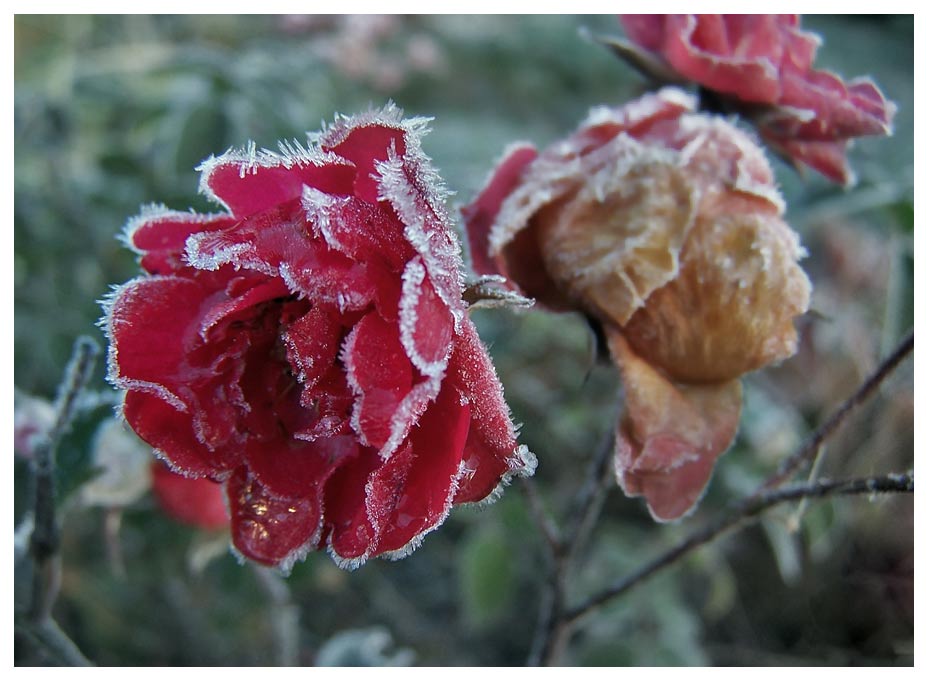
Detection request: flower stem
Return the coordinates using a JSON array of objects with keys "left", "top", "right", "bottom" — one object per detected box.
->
[
  {"left": 526, "top": 428, "right": 614, "bottom": 666},
  {"left": 562, "top": 472, "right": 913, "bottom": 626},
  {"left": 25, "top": 336, "right": 99, "bottom": 665},
  {"left": 760, "top": 331, "right": 912, "bottom": 491}
]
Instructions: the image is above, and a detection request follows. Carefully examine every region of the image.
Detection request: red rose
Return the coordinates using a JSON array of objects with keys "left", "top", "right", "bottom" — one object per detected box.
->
[
  {"left": 463, "top": 88, "right": 810, "bottom": 520},
  {"left": 151, "top": 461, "right": 229, "bottom": 530},
  {"left": 104, "top": 105, "right": 535, "bottom": 571},
  {"left": 618, "top": 15, "right": 896, "bottom": 185}
]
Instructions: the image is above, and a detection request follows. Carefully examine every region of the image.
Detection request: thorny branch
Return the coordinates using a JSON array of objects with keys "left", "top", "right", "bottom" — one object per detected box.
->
[
  {"left": 760, "top": 331, "right": 913, "bottom": 491},
  {"left": 563, "top": 472, "right": 913, "bottom": 626},
  {"left": 526, "top": 331, "right": 914, "bottom": 666},
  {"left": 23, "top": 336, "right": 99, "bottom": 666},
  {"left": 526, "top": 428, "right": 614, "bottom": 666}
]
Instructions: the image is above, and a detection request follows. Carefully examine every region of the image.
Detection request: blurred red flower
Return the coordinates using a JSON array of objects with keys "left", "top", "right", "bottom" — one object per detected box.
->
[
  {"left": 618, "top": 14, "right": 896, "bottom": 185},
  {"left": 151, "top": 461, "right": 229, "bottom": 530},
  {"left": 105, "top": 105, "right": 534, "bottom": 570},
  {"left": 463, "top": 88, "right": 810, "bottom": 521}
]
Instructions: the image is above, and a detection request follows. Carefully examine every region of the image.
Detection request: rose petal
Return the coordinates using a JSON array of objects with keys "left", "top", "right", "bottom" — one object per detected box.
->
[
  {"left": 609, "top": 331, "right": 742, "bottom": 521},
  {"left": 374, "top": 384, "right": 471, "bottom": 556},
  {"left": 283, "top": 303, "right": 343, "bottom": 389},
  {"left": 322, "top": 449, "right": 382, "bottom": 565},
  {"left": 227, "top": 467, "right": 323, "bottom": 567},
  {"left": 451, "top": 316, "right": 535, "bottom": 503},
  {"left": 342, "top": 311, "right": 415, "bottom": 449},
  {"left": 619, "top": 14, "right": 666, "bottom": 52},
  {"left": 461, "top": 143, "right": 538, "bottom": 277},
  {"left": 123, "top": 391, "right": 232, "bottom": 478},
  {"left": 151, "top": 460, "right": 229, "bottom": 529},
  {"left": 198, "top": 144, "right": 355, "bottom": 217},
  {"left": 398, "top": 257, "right": 454, "bottom": 377},
  {"left": 125, "top": 206, "right": 238, "bottom": 275},
  {"left": 245, "top": 435, "right": 358, "bottom": 502},
  {"left": 324, "top": 123, "right": 407, "bottom": 203},
  {"left": 662, "top": 14, "right": 782, "bottom": 103},
  {"left": 303, "top": 188, "right": 414, "bottom": 270}
]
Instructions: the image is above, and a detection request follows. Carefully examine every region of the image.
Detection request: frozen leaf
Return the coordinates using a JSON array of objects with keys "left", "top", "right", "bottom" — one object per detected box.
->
[{"left": 80, "top": 418, "right": 152, "bottom": 509}]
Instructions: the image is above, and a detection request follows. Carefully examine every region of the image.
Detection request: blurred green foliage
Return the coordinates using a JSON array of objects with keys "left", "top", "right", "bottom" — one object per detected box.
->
[{"left": 15, "top": 15, "right": 913, "bottom": 666}]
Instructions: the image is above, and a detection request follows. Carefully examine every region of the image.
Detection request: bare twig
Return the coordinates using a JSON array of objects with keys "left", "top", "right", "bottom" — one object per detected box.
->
[
  {"left": 527, "top": 429, "right": 615, "bottom": 666},
  {"left": 760, "top": 331, "right": 912, "bottom": 491},
  {"left": 520, "top": 477, "right": 562, "bottom": 559},
  {"left": 562, "top": 430, "right": 615, "bottom": 567},
  {"left": 15, "top": 615, "right": 94, "bottom": 667},
  {"left": 23, "top": 336, "right": 99, "bottom": 666},
  {"left": 563, "top": 472, "right": 913, "bottom": 627}
]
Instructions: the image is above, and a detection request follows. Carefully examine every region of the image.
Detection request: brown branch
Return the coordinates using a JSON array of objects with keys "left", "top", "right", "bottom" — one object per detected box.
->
[
  {"left": 562, "top": 472, "right": 913, "bottom": 627},
  {"left": 527, "top": 429, "right": 615, "bottom": 666},
  {"left": 520, "top": 477, "right": 562, "bottom": 559},
  {"left": 760, "top": 331, "right": 913, "bottom": 491}
]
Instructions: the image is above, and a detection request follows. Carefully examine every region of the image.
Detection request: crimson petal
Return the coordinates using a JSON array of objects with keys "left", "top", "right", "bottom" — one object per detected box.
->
[
  {"left": 227, "top": 468, "right": 325, "bottom": 568},
  {"left": 199, "top": 145, "right": 355, "bottom": 218}
]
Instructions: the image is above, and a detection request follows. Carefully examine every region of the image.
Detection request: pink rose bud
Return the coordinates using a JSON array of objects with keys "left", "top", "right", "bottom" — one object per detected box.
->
[
  {"left": 463, "top": 88, "right": 810, "bottom": 521},
  {"left": 104, "top": 105, "right": 534, "bottom": 571},
  {"left": 617, "top": 15, "right": 896, "bottom": 185}
]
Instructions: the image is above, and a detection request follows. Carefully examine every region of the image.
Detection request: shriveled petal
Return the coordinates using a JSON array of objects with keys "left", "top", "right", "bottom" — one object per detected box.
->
[
  {"left": 619, "top": 14, "right": 667, "bottom": 52},
  {"left": 535, "top": 150, "right": 696, "bottom": 325},
  {"left": 662, "top": 14, "right": 782, "bottom": 103},
  {"left": 772, "top": 67, "right": 896, "bottom": 141},
  {"left": 762, "top": 135, "right": 856, "bottom": 186},
  {"left": 461, "top": 143, "right": 538, "bottom": 277},
  {"left": 151, "top": 461, "right": 229, "bottom": 530},
  {"left": 610, "top": 332, "right": 742, "bottom": 521},
  {"left": 621, "top": 210, "right": 810, "bottom": 383},
  {"left": 227, "top": 468, "right": 323, "bottom": 567}
]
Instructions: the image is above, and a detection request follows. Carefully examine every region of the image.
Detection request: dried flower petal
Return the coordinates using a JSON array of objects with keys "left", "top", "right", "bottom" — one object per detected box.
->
[
  {"left": 610, "top": 332, "right": 742, "bottom": 521},
  {"left": 616, "top": 14, "right": 896, "bottom": 184},
  {"left": 462, "top": 88, "right": 809, "bottom": 520}
]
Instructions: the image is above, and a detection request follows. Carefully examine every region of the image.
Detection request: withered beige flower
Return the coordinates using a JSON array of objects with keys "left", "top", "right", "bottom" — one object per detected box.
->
[{"left": 463, "top": 87, "right": 811, "bottom": 520}]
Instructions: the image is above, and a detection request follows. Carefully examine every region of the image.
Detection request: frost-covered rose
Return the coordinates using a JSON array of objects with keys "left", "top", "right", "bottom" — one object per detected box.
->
[
  {"left": 463, "top": 88, "right": 810, "bottom": 520},
  {"left": 617, "top": 14, "right": 896, "bottom": 185},
  {"left": 104, "top": 105, "right": 535, "bottom": 570}
]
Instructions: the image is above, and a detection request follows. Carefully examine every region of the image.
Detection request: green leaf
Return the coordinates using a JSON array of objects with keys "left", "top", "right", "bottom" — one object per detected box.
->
[{"left": 458, "top": 525, "right": 516, "bottom": 629}]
